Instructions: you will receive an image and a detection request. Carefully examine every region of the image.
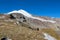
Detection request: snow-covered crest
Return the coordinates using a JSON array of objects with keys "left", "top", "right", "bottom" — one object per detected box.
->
[
  {"left": 7, "top": 9, "right": 56, "bottom": 23},
  {"left": 8, "top": 9, "right": 32, "bottom": 17}
]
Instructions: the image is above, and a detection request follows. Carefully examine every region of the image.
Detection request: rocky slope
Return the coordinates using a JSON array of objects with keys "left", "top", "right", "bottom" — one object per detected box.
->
[{"left": 0, "top": 9, "right": 60, "bottom": 40}]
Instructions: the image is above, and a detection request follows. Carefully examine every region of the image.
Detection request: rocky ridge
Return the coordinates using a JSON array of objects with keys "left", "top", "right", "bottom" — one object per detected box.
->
[{"left": 0, "top": 9, "right": 60, "bottom": 40}]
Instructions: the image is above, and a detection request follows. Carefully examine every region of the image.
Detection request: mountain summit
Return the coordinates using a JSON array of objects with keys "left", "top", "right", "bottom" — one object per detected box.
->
[
  {"left": 7, "top": 9, "right": 32, "bottom": 17},
  {"left": 7, "top": 9, "right": 56, "bottom": 23},
  {"left": 0, "top": 9, "right": 60, "bottom": 40}
]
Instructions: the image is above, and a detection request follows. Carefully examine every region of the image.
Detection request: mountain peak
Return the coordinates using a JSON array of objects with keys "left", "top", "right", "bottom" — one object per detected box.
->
[
  {"left": 0, "top": 9, "right": 60, "bottom": 40},
  {"left": 7, "top": 9, "right": 32, "bottom": 17},
  {"left": 7, "top": 9, "right": 56, "bottom": 23}
]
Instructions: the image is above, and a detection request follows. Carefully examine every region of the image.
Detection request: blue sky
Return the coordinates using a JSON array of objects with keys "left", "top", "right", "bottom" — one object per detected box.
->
[{"left": 0, "top": 0, "right": 60, "bottom": 17}]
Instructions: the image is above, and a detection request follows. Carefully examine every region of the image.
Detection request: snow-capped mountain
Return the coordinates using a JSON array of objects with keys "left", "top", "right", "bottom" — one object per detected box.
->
[
  {"left": 1, "top": 9, "right": 60, "bottom": 31},
  {"left": 0, "top": 9, "right": 60, "bottom": 40},
  {"left": 7, "top": 9, "right": 56, "bottom": 23}
]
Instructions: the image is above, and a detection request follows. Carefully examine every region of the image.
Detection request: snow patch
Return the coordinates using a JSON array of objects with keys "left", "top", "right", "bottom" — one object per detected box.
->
[
  {"left": 30, "top": 17, "right": 56, "bottom": 23},
  {"left": 43, "top": 33, "right": 57, "bottom": 40},
  {"left": 7, "top": 9, "right": 56, "bottom": 23}
]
